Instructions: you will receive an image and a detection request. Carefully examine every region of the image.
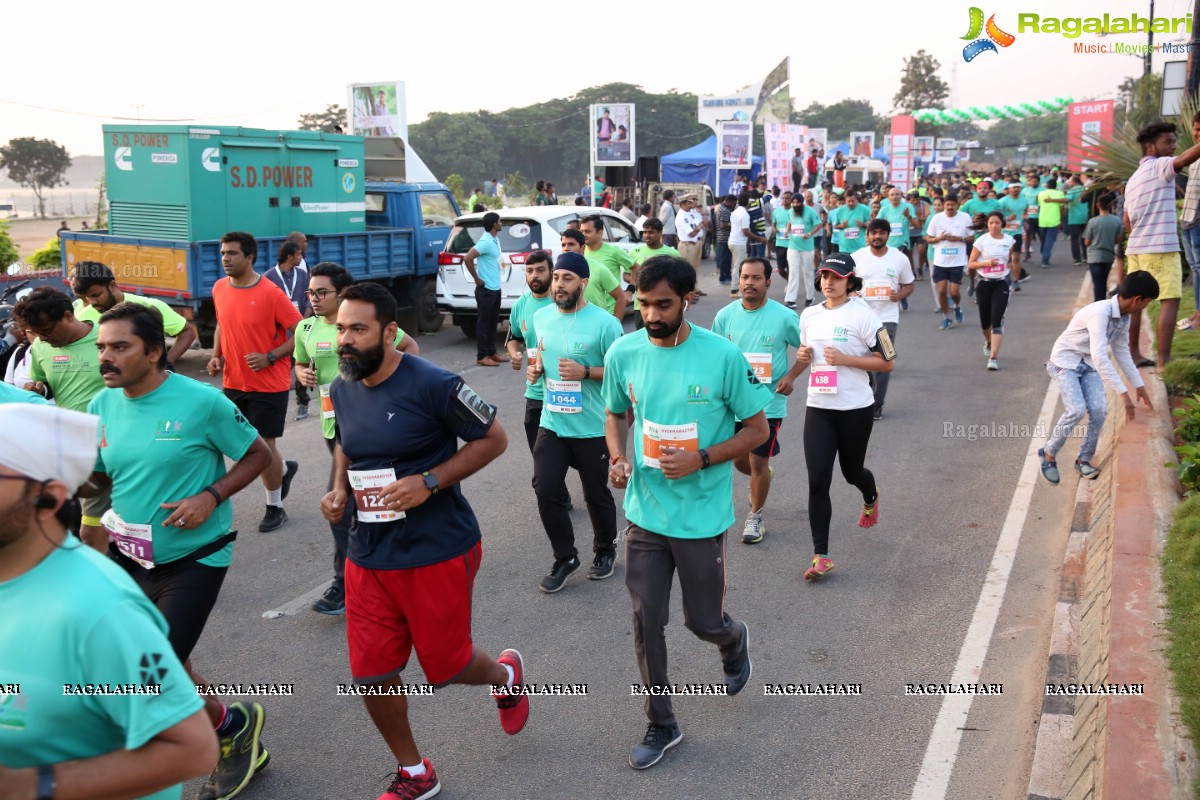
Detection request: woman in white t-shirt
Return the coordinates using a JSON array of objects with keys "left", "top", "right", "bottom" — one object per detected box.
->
[
  {"left": 797, "top": 252, "right": 897, "bottom": 581},
  {"left": 967, "top": 211, "right": 1020, "bottom": 371}
]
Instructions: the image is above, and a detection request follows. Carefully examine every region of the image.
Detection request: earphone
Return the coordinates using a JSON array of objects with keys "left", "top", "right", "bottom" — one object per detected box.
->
[{"left": 683, "top": 300, "right": 689, "bottom": 312}]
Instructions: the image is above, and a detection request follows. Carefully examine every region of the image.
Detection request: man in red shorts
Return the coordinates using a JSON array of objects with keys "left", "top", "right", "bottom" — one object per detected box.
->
[{"left": 320, "top": 282, "right": 527, "bottom": 800}]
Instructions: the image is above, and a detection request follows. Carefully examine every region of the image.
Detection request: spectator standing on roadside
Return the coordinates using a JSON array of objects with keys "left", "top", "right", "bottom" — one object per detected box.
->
[
  {"left": 619, "top": 197, "right": 638, "bottom": 224},
  {"left": 792, "top": 148, "right": 805, "bottom": 194},
  {"left": 464, "top": 212, "right": 510, "bottom": 367},
  {"left": 677, "top": 195, "right": 706, "bottom": 278},
  {"left": 1123, "top": 120, "right": 1200, "bottom": 366},
  {"left": 659, "top": 190, "right": 678, "bottom": 247},
  {"left": 265, "top": 241, "right": 313, "bottom": 420},
  {"left": 635, "top": 203, "right": 652, "bottom": 233},
  {"left": 716, "top": 195, "right": 735, "bottom": 286}
]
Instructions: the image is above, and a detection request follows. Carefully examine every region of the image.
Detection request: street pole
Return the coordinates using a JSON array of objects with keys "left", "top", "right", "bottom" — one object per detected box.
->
[{"left": 1145, "top": 0, "right": 1155, "bottom": 76}]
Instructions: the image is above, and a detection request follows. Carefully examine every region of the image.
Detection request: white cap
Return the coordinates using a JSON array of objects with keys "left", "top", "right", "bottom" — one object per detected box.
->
[{"left": 0, "top": 405, "right": 99, "bottom": 493}]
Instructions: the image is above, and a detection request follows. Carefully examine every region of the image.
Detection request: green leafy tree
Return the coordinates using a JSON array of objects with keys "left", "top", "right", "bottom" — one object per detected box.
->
[
  {"left": 0, "top": 137, "right": 71, "bottom": 219},
  {"left": 0, "top": 219, "right": 19, "bottom": 267},
  {"left": 794, "top": 100, "right": 881, "bottom": 142},
  {"left": 1115, "top": 73, "right": 1165, "bottom": 131},
  {"left": 29, "top": 237, "right": 61, "bottom": 271},
  {"left": 298, "top": 104, "right": 347, "bottom": 132},
  {"left": 892, "top": 50, "right": 950, "bottom": 137}
]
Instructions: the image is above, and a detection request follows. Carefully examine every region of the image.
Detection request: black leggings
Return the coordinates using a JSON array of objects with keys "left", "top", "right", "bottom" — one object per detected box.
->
[
  {"left": 112, "top": 546, "right": 228, "bottom": 662},
  {"left": 803, "top": 405, "right": 877, "bottom": 555},
  {"left": 776, "top": 243, "right": 790, "bottom": 277},
  {"left": 976, "top": 278, "right": 1010, "bottom": 333}
]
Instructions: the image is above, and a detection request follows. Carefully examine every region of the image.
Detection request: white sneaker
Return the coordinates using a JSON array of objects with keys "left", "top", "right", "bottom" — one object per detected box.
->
[
  {"left": 987, "top": 358, "right": 999, "bottom": 371},
  {"left": 983, "top": 342, "right": 991, "bottom": 356},
  {"left": 742, "top": 512, "right": 765, "bottom": 544}
]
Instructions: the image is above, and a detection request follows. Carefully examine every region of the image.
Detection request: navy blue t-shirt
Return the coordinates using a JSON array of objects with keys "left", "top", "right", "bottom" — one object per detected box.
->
[
  {"left": 264, "top": 264, "right": 311, "bottom": 316},
  {"left": 330, "top": 355, "right": 496, "bottom": 570}
]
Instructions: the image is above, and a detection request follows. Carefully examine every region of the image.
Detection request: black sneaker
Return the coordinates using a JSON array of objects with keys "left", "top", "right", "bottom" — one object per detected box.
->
[
  {"left": 295, "top": 404, "right": 309, "bottom": 421},
  {"left": 538, "top": 556, "right": 580, "bottom": 593},
  {"left": 312, "top": 584, "right": 345, "bottom": 615},
  {"left": 873, "top": 406, "right": 883, "bottom": 421},
  {"left": 280, "top": 460, "right": 299, "bottom": 501},
  {"left": 629, "top": 722, "right": 683, "bottom": 770},
  {"left": 258, "top": 505, "right": 287, "bottom": 533},
  {"left": 199, "top": 702, "right": 265, "bottom": 800},
  {"left": 588, "top": 551, "right": 616, "bottom": 580},
  {"left": 723, "top": 621, "right": 752, "bottom": 696}
]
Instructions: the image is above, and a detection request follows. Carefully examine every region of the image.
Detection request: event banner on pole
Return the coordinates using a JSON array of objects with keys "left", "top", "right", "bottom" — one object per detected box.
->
[
  {"left": 934, "top": 137, "right": 955, "bottom": 162},
  {"left": 850, "top": 132, "right": 875, "bottom": 158},
  {"left": 764, "top": 123, "right": 808, "bottom": 191},
  {"left": 593, "top": 104, "right": 636, "bottom": 166},
  {"left": 349, "top": 81, "right": 407, "bottom": 138},
  {"left": 889, "top": 116, "right": 916, "bottom": 191},
  {"left": 719, "top": 122, "right": 753, "bottom": 169},
  {"left": 913, "top": 136, "right": 934, "bottom": 161},
  {"left": 1066, "top": 100, "right": 1114, "bottom": 171}
]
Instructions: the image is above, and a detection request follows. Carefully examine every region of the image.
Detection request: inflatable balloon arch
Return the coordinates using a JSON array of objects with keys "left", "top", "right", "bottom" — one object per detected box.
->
[{"left": 911, "top": 98, "right": 1074, "bottom": 126}]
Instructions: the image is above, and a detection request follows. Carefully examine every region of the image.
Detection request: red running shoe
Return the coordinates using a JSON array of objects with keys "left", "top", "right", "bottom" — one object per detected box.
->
[
  {"left": 858, "top": 492, "right": 880, "bottom": 528},
  {"left": 493, "top": 649, "right": 529, "bottom": 735},
  {"left": 377, "top": 759, "right": 439, "bottom": 800}
]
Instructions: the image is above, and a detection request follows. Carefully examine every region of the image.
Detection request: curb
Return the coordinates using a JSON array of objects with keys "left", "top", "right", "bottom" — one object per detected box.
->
[{"left": 1025, "top": 298, "right": 1198, "bottom": 799}]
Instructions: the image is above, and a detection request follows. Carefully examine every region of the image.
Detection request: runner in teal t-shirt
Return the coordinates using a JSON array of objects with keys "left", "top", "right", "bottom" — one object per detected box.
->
[
  {"left": 292, "top": 262, "right": 413, "bottom": 615},
  {"left": 87, "top": 304, "right": 274, "bottom": 800},
  {"left": 832, "top": 196, "right": 871, "bottom": 252},
  {"left": 527, "top": 252, "right": 624, "bottom": 592},
  {"left": 0, "top": 381, "right": 48, "bottom": 404},
  {"left": 711, "top": 257, "right": 802, "bottom": 544},
  {"left": 628, "top": 221, "right": 680, "bottom": 314},
  {"left": 875, "top": 189, "right": 917, "bottom": 250}
]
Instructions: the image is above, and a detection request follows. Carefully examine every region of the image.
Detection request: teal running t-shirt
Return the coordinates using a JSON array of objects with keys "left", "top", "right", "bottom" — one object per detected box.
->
[
  {"left": 532, "top": 302, "right": 622, "bottom": 438},
  {"left": 602, "top": 325, "right": 772, "bottom": 538},
  {"left": 711, "top": 298, "right": 801, "bottom": 419},
  {"left": 874, "top": 201, "right": 917, "bottom": 248},
  {"left": 88, "top": 373, "right": 258, "bottom": 567},
  {"left": 509, "top": 292, "right": 555, "bottom": 401}
]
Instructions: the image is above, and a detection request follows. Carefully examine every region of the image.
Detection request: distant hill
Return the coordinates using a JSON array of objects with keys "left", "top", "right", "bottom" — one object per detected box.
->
[{"left": 0, "top": 155, "right": 104, "bottom": 189}]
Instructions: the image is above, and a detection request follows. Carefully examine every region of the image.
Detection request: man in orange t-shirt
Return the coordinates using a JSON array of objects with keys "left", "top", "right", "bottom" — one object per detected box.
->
[{"left": 208, "top": 231, "right": 303, "bottom": 532}]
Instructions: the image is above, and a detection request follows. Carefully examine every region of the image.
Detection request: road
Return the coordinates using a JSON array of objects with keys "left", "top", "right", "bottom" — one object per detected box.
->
[{"left": 177, "top": 242, "right": 1087, "bottom": 800}]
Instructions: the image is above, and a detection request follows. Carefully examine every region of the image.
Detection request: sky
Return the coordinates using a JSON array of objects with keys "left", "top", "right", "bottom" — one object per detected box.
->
[{"left": 1, "top": 0, "right": 1189, "bottom": 158}]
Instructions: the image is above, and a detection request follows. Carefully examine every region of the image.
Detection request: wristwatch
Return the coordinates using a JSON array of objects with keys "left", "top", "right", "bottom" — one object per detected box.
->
[
  {"left": 267, "top": 352, "right": 278, "bottom": 366},
  {"left": 422, "top": 471, "right": 440, "bottom": 495}
]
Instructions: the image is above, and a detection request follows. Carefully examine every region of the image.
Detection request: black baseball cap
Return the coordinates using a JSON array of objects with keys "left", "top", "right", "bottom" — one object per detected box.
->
[{"left": 818, "top": 252, "right": 856, "bottom": 277}]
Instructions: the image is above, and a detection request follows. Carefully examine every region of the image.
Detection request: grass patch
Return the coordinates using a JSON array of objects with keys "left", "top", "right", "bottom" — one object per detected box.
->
[
  {"left": 1149, "top": 282, "right": 1200, "bottom": 361},
  {"left": 1162, "top": 492, "right": 1200, "bottom": 796}
]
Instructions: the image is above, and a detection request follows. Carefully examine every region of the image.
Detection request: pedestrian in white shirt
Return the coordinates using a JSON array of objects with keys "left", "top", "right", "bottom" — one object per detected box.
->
[
  {"left": 925, "top": 195, "right": 974, "bottom": 330},
  {"left": 634, "top": 203, "right": 652, "bottom": 233},
  {"left": 1038, "top": 272, "right": 1158, "bottom": 486},
  {"left": 854, "top": 219, "right": 914, "bottom": 419},
  {"left": 659, "top": 191, "right": 678, "bottom": 247},
  {"left": 677, "top": 195, "right": 706, "bottom": 277}
]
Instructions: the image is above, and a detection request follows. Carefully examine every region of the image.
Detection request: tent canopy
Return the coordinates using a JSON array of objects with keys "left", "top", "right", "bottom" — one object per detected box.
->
[{"left": 660, "top": 136, "right": 762, "bottom": 196}]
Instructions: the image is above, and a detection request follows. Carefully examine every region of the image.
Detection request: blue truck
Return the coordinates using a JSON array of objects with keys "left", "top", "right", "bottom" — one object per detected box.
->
[{"left": 60, "top": 127, "right": 458, "bottom": 344}]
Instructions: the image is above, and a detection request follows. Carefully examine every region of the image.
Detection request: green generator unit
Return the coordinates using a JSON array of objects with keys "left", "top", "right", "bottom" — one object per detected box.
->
[{"left": 102, "top": 125, "right": 366, "bottom": 241}]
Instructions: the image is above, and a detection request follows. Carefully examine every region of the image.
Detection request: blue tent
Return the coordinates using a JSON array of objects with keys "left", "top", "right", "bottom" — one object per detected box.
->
[{"left": 660, "top": 136, "right": 763, "bottom": 196}]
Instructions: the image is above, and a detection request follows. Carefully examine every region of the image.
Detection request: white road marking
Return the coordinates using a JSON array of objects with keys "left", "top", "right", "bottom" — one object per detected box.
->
[
  {"left": 910, "top": 381, "right": 1061, "bottom": 798},
  {"left": 263, "top": 580, "right": 332, "bottom": 619}
]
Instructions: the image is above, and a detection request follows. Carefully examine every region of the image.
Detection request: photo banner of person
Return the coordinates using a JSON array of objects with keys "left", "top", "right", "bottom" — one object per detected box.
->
[
  {"left": 934, "top": 137, "right": 956, "bottom": 161},
  {"left": 349, "top": 81, "right": 407, "bottom": 138},
  {"left": 913, "top": 136, "right": 935, "bottom": 161},
  {"left": 850, "top": 131, "right": 875, "bottom": 158},
  {"left": 719, "top": 121, "right": 753, "bottom": 169},
  {"left": 593, "top": 104, "right": 636, "bottom": 167},
  {"left": 1066, "top": 100, "right": 1114, "bottom": 171},
  {"left": 764, "top": 122, "right": 808, "bottom": 192}
]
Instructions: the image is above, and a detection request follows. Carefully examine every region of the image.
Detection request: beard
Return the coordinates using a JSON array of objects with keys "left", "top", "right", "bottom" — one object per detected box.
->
[
  {"left": 645, "top": 314, "right": 684, "bottom": 340},
  {"left": 528, "top": 279, "right": 548, "bottom": 294},
  {"left": 338, "top": 336, "right": 387, "bottom": 381},
  {"left": 554, "top": 286, "right": 583, "bottom": 310},
  {"left": 0, "top": 494, "right": 32, "bottom": 551}
]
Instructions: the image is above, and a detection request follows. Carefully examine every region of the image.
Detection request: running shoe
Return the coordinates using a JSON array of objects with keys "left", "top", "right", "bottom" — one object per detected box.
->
[
  {"left": 280, "top": 460, "right": 299, "bottom": 501},
  {"left": 983, "top": 341, "right": 991, "bottom": 356},
  {"left": 539, "top": 555, "right": 580, "bottom": 593},
  {"left": 967, "top": 283, "right": 975, "bottom": 298},
  {"left": 629, "top": 723, "right": 683, "bottom": 770},
  {"left": 954, "top": 305, "right": 964, "bottom": 324},
  {"left": 493, "top": 649, "right": 529, "bottom": 734},
  {"left": 588, "top": 550, "right": 616, "bottom": 580},
  {"left": 312, "top": 584, "right": 346, "bottom": 615},
  {"left": 742, "top": 511, "right": 765, "bottom": 544},
  {"left": 1013, "top": 281, "right": 1021, "bottom": 292},
  {"left": 785, "top": 301, "right": 797, "bottom": 308},
  {"left": 295, "top": 404, "right": 309, "bottom": 421},
  {"left": 1075, "top": 459, "right": 1101, "bottom": 479},
  {"left": 199, "top": 702, "right": 265, "bottom": 800},
  {"left": 873, "top": 406, "right": 883, "bottom": 421},
  {"left": 1038, "top": 448, "right": 1060, "bottom": 485},
  {"left": 722, "top": 621, "right": 752, "bottom": 696},
  {"left": 857, "top": 492, "right": 880, "bottom": 528},
  {"left": 987, "top": 358, "right": 999, "bottom": 371},
  {"left": 804, "top": 555, "right": 835, "bottom": 581},
  {"left": 258, "top": 505, "right": 287, "bottom": 533},
  {"left": 939, "top": 319, "right": 953, "bottom": 331},
  {"left": 377, "top": 759, "right": 440, "bottom": 800}
]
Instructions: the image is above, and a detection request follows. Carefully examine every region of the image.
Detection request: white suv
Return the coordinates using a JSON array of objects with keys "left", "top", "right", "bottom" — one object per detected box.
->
[{"left": 437, "top": 206, "right": 641, "bottom": 338}]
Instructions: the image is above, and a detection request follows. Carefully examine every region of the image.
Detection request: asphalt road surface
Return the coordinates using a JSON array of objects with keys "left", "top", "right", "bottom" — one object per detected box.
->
[{"left": 179, "top": 242, "right": 1088, "bottom": 800}]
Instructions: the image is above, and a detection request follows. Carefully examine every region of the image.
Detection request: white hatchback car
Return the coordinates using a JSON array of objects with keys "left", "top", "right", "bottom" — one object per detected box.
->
[{"left": 436, "top": 205, "right": 641, "bottom": 338}]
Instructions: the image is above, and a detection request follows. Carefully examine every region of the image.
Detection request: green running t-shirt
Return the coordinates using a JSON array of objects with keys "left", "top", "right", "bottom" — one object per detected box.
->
[
  {"left": 711, "top": 298, "right": 801, "bottom": 419},
  {"left": 532, "top": 302, "right": 623, "bottom": 438}
]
